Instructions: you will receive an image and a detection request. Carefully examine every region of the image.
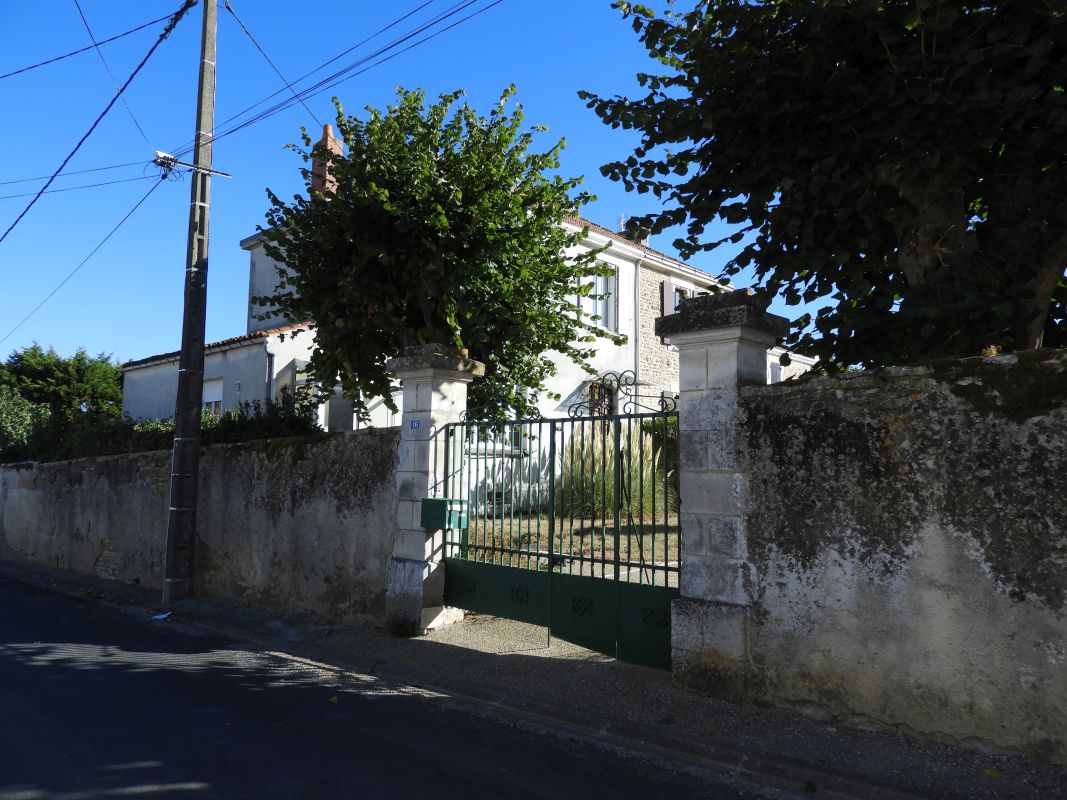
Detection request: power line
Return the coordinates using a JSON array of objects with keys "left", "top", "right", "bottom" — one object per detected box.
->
[
  {"left": 209, "top": 0, "right": 436, "bottom": 135},
  {"left": 222, "top": 0, "right": 322, "bottom": 127},
  {"left": 0, "top": 174, "right": 161, "bottom": 201},
  {"left": 172, "top": 0, "right": 503, "bottom": 159},
  {"left": 165, "top": 0, "right": 441, "bottom": 159},
  {"left": 0, "top": 178, "right": 165, "bottom": 347},
  {"left": 0, "top": 0, "right": 196, "bottom": 247},
  {"left": 0, "top": 11, "right": 177, "bottom": 80},
  {"left": 218, "top": 0, "right": 503, "bottom": 142},
  {"left": 0, "top": 161, "right": 147, "bottom": 187},
  {"left": 73, "top": 0, "right": 156, "bottom": 150}
]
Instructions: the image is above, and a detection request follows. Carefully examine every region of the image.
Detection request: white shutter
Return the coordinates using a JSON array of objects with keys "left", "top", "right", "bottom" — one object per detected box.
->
[{"left": 201, "top": 378, "right": 223, "bottom": 404}]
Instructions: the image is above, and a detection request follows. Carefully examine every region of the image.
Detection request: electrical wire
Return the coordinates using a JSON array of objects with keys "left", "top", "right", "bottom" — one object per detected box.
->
[
  {"left": 170, "top": 0, "right": 503, "bottom": 159},
  {"left": 208, "top": 0, "right": 436, "bottom": 135},
  {"left": 0, "top": 10, "right": 177, "bottom": 80},
  {"left": 204, "top": 0, "right": 503, "bottom": 149},
  {"left": 0, "top": 0, "right": 196, "bottom": 247},
  {"left": 73, "top": 0, "right": 156, "bottom": 150},
  {"left": 222, "top": 0, "right": 322, "bottom": 127},
  {"left": 0, "top": 175, "right": 159, "bottom": 201},
  {"left": 0, "top": 178, "right": 165, "bottom": 347},
  {"left": 0, "top": 161, "right": 147, "bottom": 187}
]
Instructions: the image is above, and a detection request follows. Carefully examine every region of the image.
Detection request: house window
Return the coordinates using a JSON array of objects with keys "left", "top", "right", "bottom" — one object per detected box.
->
[
  {"left": 662, "top": 278, "right": 693, "bottom": 316},
  {"left": 588, "top": 381, "right": 616, "bottom": 415},
  {"left": 577, "top": 267, "right": 617, "bottom": 332},
  {"left": 202, "top": 378, "right": 223, "bottom": 417},
  {"left": 768, "top": 363, "right": 783, "bottom": 384}
]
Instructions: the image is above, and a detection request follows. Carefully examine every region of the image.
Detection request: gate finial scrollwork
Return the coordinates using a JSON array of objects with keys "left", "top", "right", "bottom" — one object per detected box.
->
[{"left": 567, "top": 369, "right": 677, "bottom": 416}]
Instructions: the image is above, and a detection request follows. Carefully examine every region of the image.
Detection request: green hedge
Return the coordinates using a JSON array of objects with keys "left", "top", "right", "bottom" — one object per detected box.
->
[{"left": 0, "top": 387, "right": 321, "bottom": 464}]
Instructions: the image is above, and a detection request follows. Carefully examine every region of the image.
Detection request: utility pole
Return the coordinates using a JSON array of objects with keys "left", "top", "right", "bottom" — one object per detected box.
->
[{"left": 163, "top": 0, "right": 217, "bottom": 605}]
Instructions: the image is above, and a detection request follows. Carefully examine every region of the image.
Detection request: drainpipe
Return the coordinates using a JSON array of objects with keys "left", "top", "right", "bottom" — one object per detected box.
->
[
  {"left": 633, "top": 255, "right": 645, "bottom": 382},
  {"left": 264, "top": 347, "right": 275, "bottom": 402}
]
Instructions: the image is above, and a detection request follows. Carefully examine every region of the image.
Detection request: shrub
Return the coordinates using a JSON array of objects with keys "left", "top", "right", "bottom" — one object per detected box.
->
[
  {"left": 554, "top": 421, "right": 678, "bottom": 520},
  {"left": 0, "top": 387, "right": 321, "bottom": 464}
]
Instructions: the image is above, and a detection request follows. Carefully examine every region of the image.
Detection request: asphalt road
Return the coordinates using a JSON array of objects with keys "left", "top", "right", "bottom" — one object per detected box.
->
[{"left": 0, "top": 578, "right": 774, "bottom": 800}]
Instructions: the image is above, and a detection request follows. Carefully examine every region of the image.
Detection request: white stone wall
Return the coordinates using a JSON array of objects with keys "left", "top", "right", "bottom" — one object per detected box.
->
[
  {"left": 0, "top": 430, "right": 399, "bottom": 621},
  {"left": 671, "top": 315, "right": 1067, "bottom": 763}
]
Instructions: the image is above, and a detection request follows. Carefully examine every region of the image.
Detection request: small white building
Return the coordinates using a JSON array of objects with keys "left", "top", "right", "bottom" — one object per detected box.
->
[{"left": 123, "top": 214, "right": 813, "bottom": 427}]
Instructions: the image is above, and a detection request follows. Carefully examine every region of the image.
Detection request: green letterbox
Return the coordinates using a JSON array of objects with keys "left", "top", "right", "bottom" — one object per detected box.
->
[{"left": 420, "top": 497, "right": 469, "bottom": 530}]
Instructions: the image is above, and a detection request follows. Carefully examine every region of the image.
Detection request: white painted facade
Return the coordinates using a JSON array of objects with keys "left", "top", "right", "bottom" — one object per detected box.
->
[
  {"left": 122, "top": 216, "right": 813, "bottom": 427},
  {"left": 121, "top": 324, "right": 317, "bottom": 422}
]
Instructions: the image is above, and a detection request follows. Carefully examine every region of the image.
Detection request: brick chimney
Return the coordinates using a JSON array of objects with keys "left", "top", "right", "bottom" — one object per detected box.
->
[
  {"left": 618, "top": 214, "right": 650, "bottom": 246},
  {"left": 310, "top": 123, "right": 343, "bottom": 195}
]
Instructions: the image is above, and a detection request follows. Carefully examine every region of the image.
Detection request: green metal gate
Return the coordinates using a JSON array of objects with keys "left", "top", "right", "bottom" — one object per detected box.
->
[{"left": 439, "top": 374, "right": 680, "bottom": 669}]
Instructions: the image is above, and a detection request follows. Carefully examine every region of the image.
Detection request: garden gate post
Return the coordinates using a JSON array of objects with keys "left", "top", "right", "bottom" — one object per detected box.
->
[
  {"left": 656, "top": 290, "right": 788, "bottom": 694},
  {"left": 384, "top": 344, "right": 484, "bottom": 634}
]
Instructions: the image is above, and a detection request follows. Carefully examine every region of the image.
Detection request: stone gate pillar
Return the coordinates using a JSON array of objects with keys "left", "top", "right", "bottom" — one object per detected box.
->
[
  {"left": 385, "top": 344, "right": 484, "bottom": 634},
  {"left": 655, "top": 290, "right": 787, "bottom": 695}
]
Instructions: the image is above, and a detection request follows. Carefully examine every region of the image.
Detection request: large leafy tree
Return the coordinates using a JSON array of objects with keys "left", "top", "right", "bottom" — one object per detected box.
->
[
  {"left": 581, "top": 0, "right": 1067, "bottom": 369},
  {"left": 259, "top": 87, "right": 618, "bottom": 420},
  {"left": 0, "top": 345, "right": 122, "bottom": 419}
]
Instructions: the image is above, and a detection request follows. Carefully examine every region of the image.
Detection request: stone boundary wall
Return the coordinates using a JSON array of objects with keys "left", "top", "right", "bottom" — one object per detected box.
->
[
  {"left": 736, "top": 350, "right": 1067, "bottom": 760},
  {"left": 0, "top": 430, "right": 399, "bottom": 623}
]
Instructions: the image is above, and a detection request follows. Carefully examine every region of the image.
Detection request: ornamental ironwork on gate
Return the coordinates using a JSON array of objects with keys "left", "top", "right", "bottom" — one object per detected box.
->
[{"left": 439, "top": 372, "right": 681, "bottom": 669}]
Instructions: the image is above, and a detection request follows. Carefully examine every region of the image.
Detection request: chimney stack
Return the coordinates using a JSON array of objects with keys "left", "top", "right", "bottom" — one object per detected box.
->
[
  {"left": 310, "top": 124, "right": 343, "bottom": 195},
  {"left": 618, "top": 214, "right": 650, "bottom": 247}
]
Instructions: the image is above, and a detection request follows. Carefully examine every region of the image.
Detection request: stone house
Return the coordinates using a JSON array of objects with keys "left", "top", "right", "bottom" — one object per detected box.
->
[
  {"left": 122, "top": 216, "right": 812, "bottom": 427},
  {"left": 123, "top": 126, "right": 813, "bottom": 425}
]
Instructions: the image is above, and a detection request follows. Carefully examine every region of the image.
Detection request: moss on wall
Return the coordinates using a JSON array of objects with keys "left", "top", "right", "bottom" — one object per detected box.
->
[{"left": 742, "top": 349, "right": 1067, "bottom": 610}]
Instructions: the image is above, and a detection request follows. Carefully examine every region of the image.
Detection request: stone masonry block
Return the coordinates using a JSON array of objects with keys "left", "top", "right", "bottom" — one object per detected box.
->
[
  {"left": 395, "top": 499, "right": 420, "bottom": 530},
  {"left": 672, "top": 598, "right": 750, "bottom": 661},
  {"left": 681, "top": 513, "right": 746, "bottom": 559},
  {"left": 681, "top": 554, "right": 754, "bottom": 606},
  {"left": 385, "top": 557, "right": 424, "bottom": 634},
  {"left": 679, "top": 347, "right": 708, "bottom": 391},
  {"left": 396, "top": 440, "right": 432, "bottom": 474},
  {"left": 678, "top": 470, "right": 741, "bottom": 515},
  {"left": 392, "top": 528, "right": 429, "bottom": 561},
  {"left": 706, "top": 515, "right": 746, "bottom": 558},
  {"left": 396, "top": 472, "right": 432, "bottom": 502},
  {"left": 678, "top": 389, "right": 740, "bottom": 434},
  {"left": 680, "top": 515, "right": 707, "bottom": 557},
  {"left": 400, "top": 415, "right": 431, "bottom": 440},
  {"left": 679, "top": 430, "right": 715, "bottom": 471},
  {"left": 679, "top": 427, "right": 741, "bottom": 472},
  {"left": 670, "top": 596, "right": 709, "bottom": 652}
]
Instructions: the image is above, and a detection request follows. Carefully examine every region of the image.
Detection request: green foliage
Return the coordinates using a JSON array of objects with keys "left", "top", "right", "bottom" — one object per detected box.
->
[
  {"left": 259, "top": 86, "right": 623, "bottom": 421},
  {"left": 207, "top": 386, "right": 321, "bottom": 443},
  {"left": 554, "top": 423, "right": 678, "bottom": 519},
  {"left": 0, "top": 387, "right": 321, "bottom": 464},
  {"left": 582, "top": 1, "right": 1067, "bottom": 369},
  {"left": 0, "top": 344, "right": 122, "bottom": 419},
  {"left": 0, "top": 387, "right": 50, "bottom": 455}
]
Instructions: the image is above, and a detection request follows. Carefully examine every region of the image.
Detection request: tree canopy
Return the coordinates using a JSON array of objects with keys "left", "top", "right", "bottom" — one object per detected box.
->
[
  {"left": 259, "top": 87, "right": 619, "bottom": 420},
  {"left": 0, "top": 344, "right": 122, "bottom": 419},
  {"left": 581, "top": 0, "right": 1067, "bottom": 370}
]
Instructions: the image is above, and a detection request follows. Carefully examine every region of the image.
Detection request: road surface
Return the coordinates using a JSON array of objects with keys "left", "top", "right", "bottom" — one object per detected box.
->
[{"left": 0, "top": 576, "right": 777, "bottom": 799}]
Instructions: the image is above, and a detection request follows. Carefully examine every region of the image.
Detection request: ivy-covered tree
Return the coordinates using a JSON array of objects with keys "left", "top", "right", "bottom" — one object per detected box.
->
[
  {"left": 259, "top": 87, "right": 619, "bottom": 420},
  {"left": 581, "top": 0, "right": 1067, "bottom": 370},
  {"left": 0, "top": 345, "right": 122, "bottom": 419}
]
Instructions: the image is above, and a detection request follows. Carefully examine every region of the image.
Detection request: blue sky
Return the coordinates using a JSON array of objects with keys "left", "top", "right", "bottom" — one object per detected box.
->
[{"left": 0, "top": 0, "right": 759, "bottom": 363}]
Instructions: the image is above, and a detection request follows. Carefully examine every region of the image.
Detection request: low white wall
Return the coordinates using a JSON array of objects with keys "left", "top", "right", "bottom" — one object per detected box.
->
[
  {"left": 673, "top": 348, "right": 1067, "bottom": 762},
  {"left": 0, "top": 430, "right": 399, "bottom": 622}
]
